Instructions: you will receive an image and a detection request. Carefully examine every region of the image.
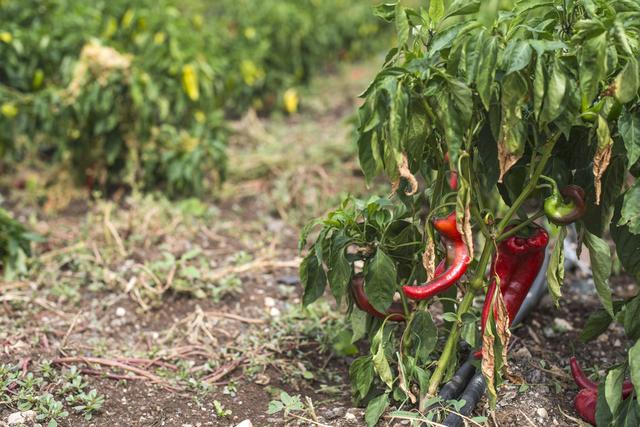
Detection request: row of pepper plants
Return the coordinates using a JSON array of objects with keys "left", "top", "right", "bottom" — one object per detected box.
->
[
  {"left": 300, "top": 0, "right": 640, "bottom": 425},
  {"left": 0, "top": 0, "right": 387, "bottom": 197}
]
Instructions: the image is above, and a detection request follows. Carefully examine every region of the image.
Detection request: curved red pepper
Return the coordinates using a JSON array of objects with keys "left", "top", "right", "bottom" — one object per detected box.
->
[
  {"left": 402, "top": 212, "right": 470, "bottom": 300},
  {"left": 575, "top": 388, "right": 598, "bottom": 426},
  {"left": 570, "top": 357, "right": 635, "bottom": 425},
  {"left": 351, "top": 274, "right": 405, "bottom": 322},
  {"left": 480, "top": 224, "right": 549, "bottom": 335}
]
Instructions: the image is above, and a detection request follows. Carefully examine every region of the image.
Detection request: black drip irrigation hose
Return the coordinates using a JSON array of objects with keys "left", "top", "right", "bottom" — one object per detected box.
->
[
  {"left": 441, "top": 372, "right": 487, "bottom": 427},
  {"left": 427, "top": 246, "right": 551, "bottom": 427}
]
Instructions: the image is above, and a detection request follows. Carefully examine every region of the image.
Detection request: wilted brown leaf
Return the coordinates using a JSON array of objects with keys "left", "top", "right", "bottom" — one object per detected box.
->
[
  {"left": 392, "top": 153, "right": 418, "bottom": 195},
  {"left": 594, "top": 116, "right": 613, "bottom": 205},
  {"left": 422, "top": 237, "right": 436, "bottom": 280}
]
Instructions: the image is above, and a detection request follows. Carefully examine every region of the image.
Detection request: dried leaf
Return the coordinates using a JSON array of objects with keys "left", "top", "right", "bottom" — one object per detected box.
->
[
  {"left": 482, "top": 286, "right": 511, "bottom": 406},
  {"left": 421, "top": 237, "right": 436, "bottom": 280},
  {"left": 397, "top": 353, "right": 417, "bottom": 404},
  {"left": 392, "top": 153, "right": 418, "bottom": 195},
  {"left": 594, "top": 117, "right": 613, "bottom": 205}
]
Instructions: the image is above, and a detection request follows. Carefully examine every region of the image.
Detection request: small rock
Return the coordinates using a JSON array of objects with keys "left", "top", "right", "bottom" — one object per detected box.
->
[
  {"left": 276, "top": 275, "right": 300, "bottom": 286},
  {"left": 614, "top": 339, "right": 622, "bottom": 347},
  {"left": 553, "top": 318, "right": 573, "bottom": 332},
  {"left": 115, "top": 306, "right": 126, "bottom": 317},
  {"left": 235, "top": 420, "right": 252, "bottom": 427},
  {"left": 324, "top": 407, "right": 346, "bottom": 420},
  {"left": 344, "top": 412, "right": 357, "bottom": 421},
  {"left": 513, "top": 346, "right": 532, "bottom": 361},
  {"left": 269, "top": 307, "right": 281, "bottom": 317},
  {"left": 543, "top": 327, "right": 555, "bottom": 338},
  {"left": 264, "top": 297, "right": 276, "bottom": 307},
  {"left": 536, "top": 407, "right": 548, "bottom": 419},
  {"left": 7, "top": 410, "right": 36, "bottom": 425}
]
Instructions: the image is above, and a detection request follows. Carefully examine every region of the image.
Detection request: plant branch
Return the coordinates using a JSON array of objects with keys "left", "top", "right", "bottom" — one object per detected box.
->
[
  {"left": 497, "top": 132, "right": 561, "bottom": 234},
  {"left": 496, "top": 210, "right": 545, "bottom": 242}
]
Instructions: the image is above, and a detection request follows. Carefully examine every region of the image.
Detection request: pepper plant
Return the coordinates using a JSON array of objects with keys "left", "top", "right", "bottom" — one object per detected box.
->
[{"left": 300, "top": 0, "right": 640, "bottom": 425}]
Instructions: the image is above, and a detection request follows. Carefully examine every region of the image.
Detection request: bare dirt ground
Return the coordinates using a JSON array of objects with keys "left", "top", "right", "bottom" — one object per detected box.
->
[{"left": 0, "top": 60, "right": 634, "bottom": 427}]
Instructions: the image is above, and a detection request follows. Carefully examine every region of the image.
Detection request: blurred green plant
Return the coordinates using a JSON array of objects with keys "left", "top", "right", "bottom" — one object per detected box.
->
[{"left": 0, "top": 0, "right": 388, "bottom": 198}]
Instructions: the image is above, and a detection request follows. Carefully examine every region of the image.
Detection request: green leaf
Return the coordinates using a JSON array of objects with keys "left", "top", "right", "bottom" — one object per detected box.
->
[
  {"left": 611, "top": 199, "right": 640, "bottom": 282},
  {"left": 596, "top": 382, "right": 613, "bottom": 426},
  {"left": 461, "top": 312, "right": 478, "bottom": 348},
  {"left": 267, "top": 400, "right": 284, "bottom": 415},
  {"left": 618, "top": 181, "right": 640, "bottom": 235},
  {"left": 546, "top": 226, "right": 567, "bottom": 306},
  {"left": 630, "top": 340, "right": 640, "bottom": 398},
  {"left": 580, "top": 309, "right": 613, "bottom": 342},
  {"left": 533, "top": 55, "right": 546, "bottom": 121},
  {"left": 578, "top": 31, "right": 608, "bottom": 104},
  {"left": 445, "top": 0, "right": 480, "bottom": 18},
  {"left": 395, "top": 4, "right": 410, "bottom": 46},
  {"left": 584, "top": 231, "right": 614, "bottom": 317},
  {"left": 619, "top": 107, "right": 640, "bottom": 167},
  {"left": 372, "top": 327, "right": 394, "bottom": 389},
  {"left": 349, "top": 356, "right": 375, "bottom": 400},
  {"left": 364, "top": 249, "right": 397, "bottom": 313},
  {"left": 502, "top": 40, "right": 532, "bottom": 75},
  {"left": 476, "top": 34, "right": 499, "bottom": 110},
  {"left": 614, "top": 58, "right": 639, "bottom": 104},
  {"left": 373, "top": 3, "right": 396, "bottom": 22},
  {"left": 358, "top": 131, "right": 379, "bottom": 183},
  {"left": 624, "top": 293, "right": 640, "bottom": 341},
  {"left": 540, "top": 57, "right": 567, "bottom": 124},
  {"left": 300, "top": 252, "right": 327, "bottom": 306},
  {"left": 409, "top": 311, "right": 438, "bottom": 363},
  {"left": 428, "top": 0, "right": 445, "bottom": 23},
  {"left": 529, "top": 40, "right": 567, "bottom": 57},
  {"left": 365, "top": 393, "right": 390, "bottom": 427},
  {"left": 605, "top": 365, "right": 625, "bottom": 415},
  {"left": 327, "top": 241, "right": 351, "bottom": 303},
  {"left": 351, "top": 309, "right": 368, "bottom": 344}
]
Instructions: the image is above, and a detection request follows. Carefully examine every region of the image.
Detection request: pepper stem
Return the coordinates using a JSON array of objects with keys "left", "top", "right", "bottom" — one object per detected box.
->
[{"left": 497, "top": 133, "right": 560, "bottom": 234}]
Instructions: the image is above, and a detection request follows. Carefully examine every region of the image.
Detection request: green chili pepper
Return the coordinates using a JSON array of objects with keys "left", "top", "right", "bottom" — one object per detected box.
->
[{"left": 543, "top": 184, "right": 586, "bottom": 225}]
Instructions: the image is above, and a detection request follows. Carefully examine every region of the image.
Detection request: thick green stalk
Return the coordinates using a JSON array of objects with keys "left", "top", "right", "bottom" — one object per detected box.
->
[
  {"left": 424, "top": 289, "right": 476, "bottom": 402},
  {"left": 497, "top": 133, "right": 560, "bottom": 234}
]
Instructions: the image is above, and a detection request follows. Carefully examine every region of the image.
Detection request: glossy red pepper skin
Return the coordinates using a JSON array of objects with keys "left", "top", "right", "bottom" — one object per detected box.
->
[
  {"left": 480, "top": 225, "right": 549, "bottom": 334},
  {"left": 351, "top": 274, "right": 405, "bottom": 322},
  {"left": 570, "top": 357, "right": 635, "bottom": 425},
  {"left": 402, "top": 212, "right": 470, "bottom": 300},
  {"left": 544, "top": 185, "right": 586, "bottom": 225},
  {"left": 575, "top": 388, "right": 598, "bottom": 425}
]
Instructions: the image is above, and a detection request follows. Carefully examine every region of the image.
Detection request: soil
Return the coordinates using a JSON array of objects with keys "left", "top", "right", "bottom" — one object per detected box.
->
[{"left": 0, "top": 59, "right": 634, "bottom": 427}]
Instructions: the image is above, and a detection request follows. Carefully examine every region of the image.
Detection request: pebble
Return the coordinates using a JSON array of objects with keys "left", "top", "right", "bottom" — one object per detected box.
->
[
  {"left": 553, "top": 317, "right": 573, "bottom": 332},
  {"left": 513, "top": 346, "right": 532, "bottom": 360},
  {"left": 6, "top": 411, "right": 36, "bottom": 425},
  {"left": 115, "top": 306, "right": 126, "bottom": 317},
  {"left": 324, "top": 407, "right": 346, "bottom": 419},
  {"left": 235, "top": 420, "right": 253, "bottom": 427},
  {"left": 264, "top": 297, "right": 276, "bottom": 307},
  {"left": 344, "top": 412, "right": 357, "bottom": 421},
  {"left": 537, "top": 407, "right": 548, "bottom": 418},
  {"left": 269, "top": 307, "right": 281, "bottom": 317}
]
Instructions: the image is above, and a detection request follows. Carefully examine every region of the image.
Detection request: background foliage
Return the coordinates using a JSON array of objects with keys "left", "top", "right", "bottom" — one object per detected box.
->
[{"left": 0, "top": 0, "right": 387, "bottom": 197}]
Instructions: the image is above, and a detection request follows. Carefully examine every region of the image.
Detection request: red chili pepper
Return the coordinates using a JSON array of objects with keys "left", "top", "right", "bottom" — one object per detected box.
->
[
  {"left": 570, "top": 357, "right": 635, "bottom": 425},
  {"left": 444, "top": 151, "right": 458, "bottom": 190},
  {"left": 448, "top": 171, "right": 458, "bottom": 191},
  {"left": 480, "top": 224, "right": 549, "bottom": 334},
  {"left": 350, "top": 274, "right": 405, "bottom": 322},
  {"left": 543, "top": 184, "right": 586, "bottom": 225},
  {"left": 402, "top": 212, "right": 470, "bottom": 300}
]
